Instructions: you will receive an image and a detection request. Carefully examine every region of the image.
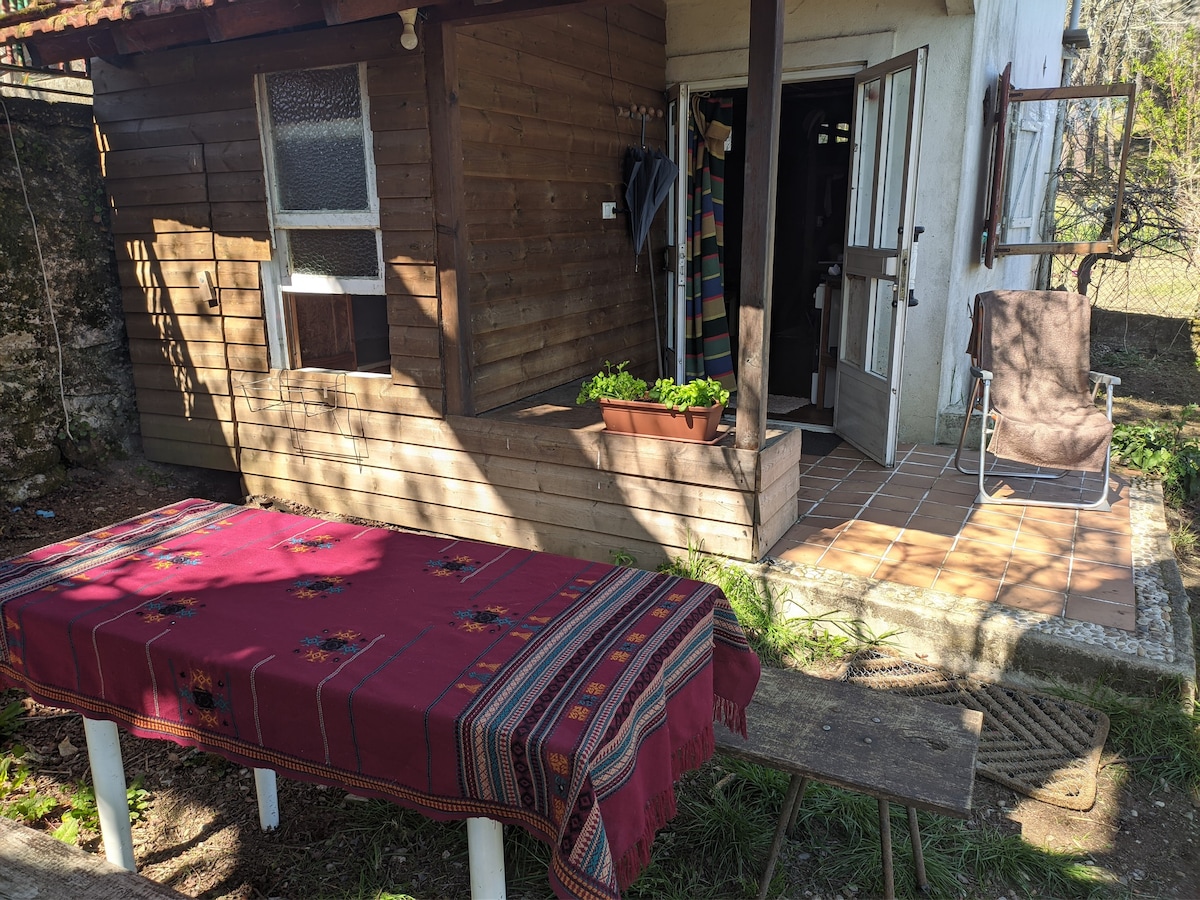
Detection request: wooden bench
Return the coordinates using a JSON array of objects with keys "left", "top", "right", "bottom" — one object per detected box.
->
[
  {"left": 715, "top": 665, "right": 983, "bottom": 899},
  {"left": 0, "top": 814, "right": 188, "bottom": 899}
]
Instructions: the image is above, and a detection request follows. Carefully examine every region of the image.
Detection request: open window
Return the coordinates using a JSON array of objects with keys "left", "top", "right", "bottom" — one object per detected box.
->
[
  {"left": 257, "top": 63, "right": 389, "bottom": 373},
  {"left": 982, "top": 63, "right": 1137, "bottom": 268}
]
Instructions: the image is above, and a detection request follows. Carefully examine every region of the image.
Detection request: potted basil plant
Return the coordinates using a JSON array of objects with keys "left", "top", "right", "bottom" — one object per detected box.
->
[{"left": 576, "top": 361, "right": 731, "bottom": 442}]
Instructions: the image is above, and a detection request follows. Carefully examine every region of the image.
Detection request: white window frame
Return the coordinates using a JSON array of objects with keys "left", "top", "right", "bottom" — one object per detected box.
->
[{"left": 256, "top": 63, "right": 385, "bottom": 299}]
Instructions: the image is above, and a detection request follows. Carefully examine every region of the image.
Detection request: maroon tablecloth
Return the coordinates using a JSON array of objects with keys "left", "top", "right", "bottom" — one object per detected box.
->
[{"left": 0, "top": 499, "right": 760, "bottom": 898}]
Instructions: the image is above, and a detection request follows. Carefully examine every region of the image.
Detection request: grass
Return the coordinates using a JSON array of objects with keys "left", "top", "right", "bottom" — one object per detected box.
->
[
  {"left": 658, "top": 543, "right": 890, "bottom": 667},
  {"left": 1063, "top": 681, "right": 1200, "bottom": 795}
]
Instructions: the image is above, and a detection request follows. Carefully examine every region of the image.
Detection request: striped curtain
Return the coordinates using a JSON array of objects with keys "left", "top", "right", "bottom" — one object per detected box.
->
[{"left": 685, "top": 95, "right": 737, "bottom": 392}]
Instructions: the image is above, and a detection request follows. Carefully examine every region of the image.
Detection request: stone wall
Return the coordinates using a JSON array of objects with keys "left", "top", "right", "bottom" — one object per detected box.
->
[{"left": 0, "top": 94, "right": 136, "bottom": 502}]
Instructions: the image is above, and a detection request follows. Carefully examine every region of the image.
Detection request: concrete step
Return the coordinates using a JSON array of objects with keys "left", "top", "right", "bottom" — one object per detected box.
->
[{"left": 745, "top": 478, "right": 1197, "bottom": 701}]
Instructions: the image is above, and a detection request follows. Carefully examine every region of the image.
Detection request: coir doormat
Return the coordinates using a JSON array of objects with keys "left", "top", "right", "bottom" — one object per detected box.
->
[{"left": 836, "top": 649, "right": 1110, "bottom": 810}]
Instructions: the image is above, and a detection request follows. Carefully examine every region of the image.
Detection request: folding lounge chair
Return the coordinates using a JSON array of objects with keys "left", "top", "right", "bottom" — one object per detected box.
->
[{"left": 953, "top": 289, "right": 1120, "bottom": 511}]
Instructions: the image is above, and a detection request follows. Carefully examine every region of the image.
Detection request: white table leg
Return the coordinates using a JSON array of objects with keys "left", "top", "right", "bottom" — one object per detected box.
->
[
  {"left": 253, "top": 767, "right": 279, "bottom": 830},
  {"left": 467, "top": 817, "right": 506, "bottom": 900},
  {"left": 81, "top": 716, "right": 136, "bottom": 872}
]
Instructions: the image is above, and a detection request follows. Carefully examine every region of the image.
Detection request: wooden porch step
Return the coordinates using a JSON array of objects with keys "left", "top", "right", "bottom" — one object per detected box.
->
[{"left": 0, "top": 815, "right": 189, "bottom": 899}]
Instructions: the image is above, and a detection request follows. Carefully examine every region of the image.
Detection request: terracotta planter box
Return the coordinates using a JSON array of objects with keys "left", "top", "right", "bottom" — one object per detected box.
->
[{"left": 598, "top": 398, "right": 725, "bottom": 443}]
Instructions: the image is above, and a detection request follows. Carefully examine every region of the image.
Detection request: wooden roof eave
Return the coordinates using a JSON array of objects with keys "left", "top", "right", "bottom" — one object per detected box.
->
[{"left": 0, "top": 0, "right": 623, "bottom": 64}]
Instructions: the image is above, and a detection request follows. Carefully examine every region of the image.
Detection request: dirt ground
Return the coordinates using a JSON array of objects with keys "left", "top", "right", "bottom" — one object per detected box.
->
[{"left": 1, "top": 307, "right": 1198, "bottom": 899}]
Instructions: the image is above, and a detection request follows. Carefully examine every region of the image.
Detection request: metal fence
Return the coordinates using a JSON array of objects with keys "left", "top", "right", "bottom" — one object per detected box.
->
[{"left": 1052, "top": 249, "right": 1199, "bottom": 350}]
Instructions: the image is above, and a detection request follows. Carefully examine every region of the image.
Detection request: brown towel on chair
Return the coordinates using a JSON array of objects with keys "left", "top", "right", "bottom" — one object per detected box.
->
[{"left": 972, "top": 290, "right": 1112, "bottom": 472}]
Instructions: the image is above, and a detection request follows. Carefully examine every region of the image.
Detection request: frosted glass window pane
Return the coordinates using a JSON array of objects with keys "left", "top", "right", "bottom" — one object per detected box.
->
[
  {"left": 850, "top": 79, "right": 880, "bottom": 247},
  {"left": 287, "top": 230, "right": 379, "bottom": 278},
  {"left": 266, "top": 66, "right": 368, "bottom": 212},
  {"left": 876, "top": 68, "right": 911, "bottom": 250}
]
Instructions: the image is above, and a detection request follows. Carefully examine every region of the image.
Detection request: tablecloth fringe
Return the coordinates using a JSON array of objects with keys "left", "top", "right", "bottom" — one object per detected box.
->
[{"left": 714, "top": 694, "right": 748, "bottom": 738}]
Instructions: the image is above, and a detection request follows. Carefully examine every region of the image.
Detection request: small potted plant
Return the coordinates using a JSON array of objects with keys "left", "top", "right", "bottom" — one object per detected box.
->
[{"left": 577, "top": 361, "right": 730, "bottom": 442}]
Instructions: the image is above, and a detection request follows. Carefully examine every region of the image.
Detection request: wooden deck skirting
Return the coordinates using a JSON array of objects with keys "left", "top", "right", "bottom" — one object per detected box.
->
[
  {"left": 0, "top": 816, "right": 188, "bottom": 899},
  {"left": 238, "top": 377, "right": 804, "bottom": 564}
]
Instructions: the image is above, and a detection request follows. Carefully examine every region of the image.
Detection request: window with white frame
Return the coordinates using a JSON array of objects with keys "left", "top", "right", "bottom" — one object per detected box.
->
[{"left": 258, "top": 63, "right": 389, "bottom": 372}]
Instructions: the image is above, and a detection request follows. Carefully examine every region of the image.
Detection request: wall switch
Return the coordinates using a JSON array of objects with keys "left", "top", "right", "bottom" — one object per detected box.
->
[{"left": 602, "top": 202, "right": 617, "bottom": 220}]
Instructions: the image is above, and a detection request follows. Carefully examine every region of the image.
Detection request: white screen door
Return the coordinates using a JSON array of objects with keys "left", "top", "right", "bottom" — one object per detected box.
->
[{"left": 834, "top": 47, "right": 926, "bottom": 466}]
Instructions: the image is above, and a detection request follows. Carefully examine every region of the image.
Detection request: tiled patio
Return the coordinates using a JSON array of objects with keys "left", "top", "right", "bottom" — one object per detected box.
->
[{"left": 768, "top": 441, "right": 1137, "bottom": 632}]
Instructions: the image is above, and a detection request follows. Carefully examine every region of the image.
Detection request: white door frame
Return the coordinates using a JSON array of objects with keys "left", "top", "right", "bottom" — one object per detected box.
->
[{"left": 666, "top": 64, "right": 867, "bottom": 386}]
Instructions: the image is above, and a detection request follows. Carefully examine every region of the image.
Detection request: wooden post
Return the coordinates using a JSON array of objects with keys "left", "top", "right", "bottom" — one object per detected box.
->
[
  {"left": 733, "top": 0, "right": 784, "bottom": 452},
  {"left": 426, "top": 21, "right": 474, "bottom": 416}
]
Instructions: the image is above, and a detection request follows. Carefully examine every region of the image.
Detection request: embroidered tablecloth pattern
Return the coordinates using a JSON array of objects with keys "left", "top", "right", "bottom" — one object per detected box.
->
[{"left": 0, "top": 499, "right": 760, "bottom": 899}]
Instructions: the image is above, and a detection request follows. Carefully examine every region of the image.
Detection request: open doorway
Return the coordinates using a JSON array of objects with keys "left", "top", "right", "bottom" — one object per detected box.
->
[{"left": 709, "top": 78, "right": 854, "bottom": 429}]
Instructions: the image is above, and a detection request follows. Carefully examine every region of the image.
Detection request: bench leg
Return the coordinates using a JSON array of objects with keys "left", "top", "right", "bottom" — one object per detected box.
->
[
  {"left": 878, "top": 799, "right": 895, "bottom": 900},
  {"left": 756, "top": 774, "right": 806, "bottom": 900},
  {"left": 467, "top": 817, "right": 506, "bottom": 900},
  {"left": 907, "top": 805, "right": 928, "bottom": 893},
  {"left": 253, "top": 768, "right": 279, "bottom": 831},
  {"left": 81, "top": 717, "right": 136, "bottom": 872},
  {"left": 784, "top": 777, "right": 809, "bottom": 837}
]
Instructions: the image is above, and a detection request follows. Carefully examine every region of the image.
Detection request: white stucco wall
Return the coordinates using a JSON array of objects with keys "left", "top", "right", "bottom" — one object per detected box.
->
[{"left": 664, "top": 0, "right": 1070, "bottom": 445}]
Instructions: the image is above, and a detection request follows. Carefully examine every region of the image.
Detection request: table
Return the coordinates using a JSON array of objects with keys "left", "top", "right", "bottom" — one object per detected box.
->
[{"left": 0, "top": 499, "right": 760, "bottom": 899}]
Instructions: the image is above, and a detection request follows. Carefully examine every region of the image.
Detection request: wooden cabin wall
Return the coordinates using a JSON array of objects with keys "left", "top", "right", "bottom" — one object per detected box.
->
[
  {"left": 456, "top": 2, "right": 668, "bottom": 413},
  {"left": 90, "top": 19, "right": 439, "bottom": 475}
]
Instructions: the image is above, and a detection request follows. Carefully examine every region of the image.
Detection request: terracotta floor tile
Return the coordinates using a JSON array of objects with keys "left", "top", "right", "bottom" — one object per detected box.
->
[
  {"left": 958, "top": 522, "right": 1018, "bottom": 547},
  {"left": 905, "top": 515, "right": 966, "bottom": 538},
  {"left": 894, "top": 529, "right": 956, "bottom": 551},
  {"left": 825, "top": 487, "right": 876, "bottom": 505},
  {"left": 812, "top": 502, "right": 868, "bottom": 522},
  {"left": 913, "top": 500, "right": 971, "bottom": 523},
  {"left": 1021, "top": 505, "right": 1080, "bottom": 525},
  {"left": 1073, "top": 533, "right": 1134, "bottom": 566},
  {"left": 1002, "top": 557, "right": 1071, "bottom": 592},
  {"left": 995, "top": 584, "right": 1066, "bottom": 616},
  {"left": 1077, "top": 509, "right": 1132, "bottom": 534},
  {"left": 966, "top": 507, "right": 1024, "bottom": 528},
  {"left": 873, "top": 561, "right": 941, "bottom": 589},
  {"left": 829, "top": 530, "right": 895, "bottom": 557},
  {"left": 818, "top": 548, "right": 881, "bottom": 578},
  {"left": 794, "top": 516, "right": 850, "bottom": 537},
  {"left": 1064, "top": 595, "right": 1137, "bottom": 631},
  {"left": 1018, "top": 518, "right": 1077, "bottom": 542},
  {"left": 902, "top": 465, "right": 950, "bottom": 480},
  {"left": 926, "top": 480, "right": 984, "bottom": 501},
  {"left": 1069, "top": 563, "right": 1136, "bottom": 605},
  {"left": 772, "top": 542, "right": 830, "bottom": 566},
  {"left": 868, "top": 494, "right": 922, "bottom": 513},
  {"left": 888, "top": 473, "right": 939, "bottom": 490},
  {"left": 875, "top": 482, "right": 930, "bottom": 501},
  {"left": 942, "top": 543, "right": 1010, "bottom": 579},
  {"left": 1013, "top": 530, "right": 1074, "bottom": 556},
  {"left": 933, "top": 571, "right": 1001, "bottom": 602},
  {"left": 859, "top": 508, "right": 913, "bottom": 529},
  {"left": 844, "top": 518, "right": 905, "bottom": 540},
  {"left": 883, "top": 540, "right": 951, "bottom": 567}
]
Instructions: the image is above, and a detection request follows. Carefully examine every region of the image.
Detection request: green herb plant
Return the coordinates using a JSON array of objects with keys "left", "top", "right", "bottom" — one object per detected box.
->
[
  {"left": 576, "top": 361, "right": 730, "bottom": 409},
  {"left": 648, "top": 376, "right": 730, "bottom": 410},
  {"left": 576, "top": 361, "right": 649, "bottom": 403}
]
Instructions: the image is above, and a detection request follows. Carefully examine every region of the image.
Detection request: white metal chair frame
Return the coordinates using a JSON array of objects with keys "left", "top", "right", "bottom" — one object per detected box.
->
[{"left": 953, "top": 365, "right": 1120, "bottom": 511}]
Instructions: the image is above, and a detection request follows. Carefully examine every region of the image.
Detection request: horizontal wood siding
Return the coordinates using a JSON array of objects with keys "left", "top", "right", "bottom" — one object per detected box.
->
[
  {"left": 457, "top": 2, "right": 667, "bottom": 412},
  {"left": 89, "top": 4, "right": 800, "bottom": 564},
  {"left": 92, "top": 18, "right": 442, "bottom": 474},
  {"left": 239, "top": 402, "right": 802, "bottom": 563}
]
